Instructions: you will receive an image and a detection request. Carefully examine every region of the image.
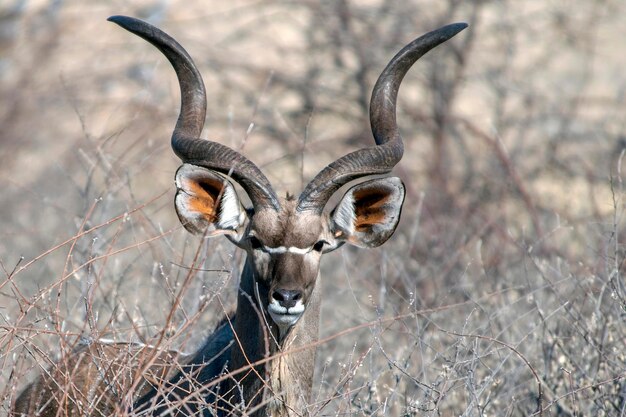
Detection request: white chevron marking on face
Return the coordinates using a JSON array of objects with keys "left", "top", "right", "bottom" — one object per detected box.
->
[{"left": 261, "top": 245, "right": 311, "bottom": 255}]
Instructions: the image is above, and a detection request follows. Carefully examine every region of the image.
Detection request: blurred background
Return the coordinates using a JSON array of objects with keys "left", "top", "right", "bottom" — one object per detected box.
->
[{"left": 1, "top": 0, "right": 625, "bottom": 415}]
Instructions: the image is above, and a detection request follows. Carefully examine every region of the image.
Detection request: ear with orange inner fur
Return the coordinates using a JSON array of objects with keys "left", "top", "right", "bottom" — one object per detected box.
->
[
  {"left": 175, "top": 164, "right": 247, "bottom": 236},
  {"left": 330, "top": 177, "right": 405, "bottom": 248}
]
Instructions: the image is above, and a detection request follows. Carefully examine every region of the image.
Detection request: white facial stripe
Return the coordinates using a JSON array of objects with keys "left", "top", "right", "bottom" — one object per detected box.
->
[{"left": 261, "top": 245, "right": 311, "bottom": 255}]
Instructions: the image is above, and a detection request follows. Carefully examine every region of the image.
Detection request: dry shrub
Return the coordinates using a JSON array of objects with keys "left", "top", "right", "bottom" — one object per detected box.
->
[{"left": 2, "top": 0, "right": 626, "bottom": 416}]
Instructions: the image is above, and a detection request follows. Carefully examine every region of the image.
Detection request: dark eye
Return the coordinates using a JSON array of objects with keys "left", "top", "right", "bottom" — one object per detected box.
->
[
  {"left": 249, "top": 236, "right": 262, "bottom": 250},
  {"left": 313, "top": 240, "right": 325, "bottom": 252}
]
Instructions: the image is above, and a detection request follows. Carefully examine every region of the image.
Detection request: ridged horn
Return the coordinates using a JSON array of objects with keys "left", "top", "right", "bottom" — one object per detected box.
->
[
  {"left": 296, "top": 22, "right": 468, "bottom": 213},
  {"left": 108, "top": 15, "right": 280, "bottom": 211}
]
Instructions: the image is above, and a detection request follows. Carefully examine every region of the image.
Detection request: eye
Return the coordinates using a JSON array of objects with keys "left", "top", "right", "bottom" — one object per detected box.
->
[
  {"left": 313, "top": 240, "right": 326, "bottom": 252},
  {"left": 249, "top": 236, "right": 262, "bottom": 250}
]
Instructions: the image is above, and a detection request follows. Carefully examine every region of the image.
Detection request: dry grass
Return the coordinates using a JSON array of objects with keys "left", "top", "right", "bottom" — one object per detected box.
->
[{"left": 1, "top": 0, "right": 626, "bottom": 415}]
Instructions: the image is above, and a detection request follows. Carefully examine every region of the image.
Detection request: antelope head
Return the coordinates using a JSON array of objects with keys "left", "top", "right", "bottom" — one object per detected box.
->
[{"left": 108, "top": 16, "right": 467, "bottom": 336}]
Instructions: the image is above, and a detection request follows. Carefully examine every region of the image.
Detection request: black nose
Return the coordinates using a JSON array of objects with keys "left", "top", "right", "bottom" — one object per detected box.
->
[{"left": 272, "top": 289, "right": 302, "bottom": 309}]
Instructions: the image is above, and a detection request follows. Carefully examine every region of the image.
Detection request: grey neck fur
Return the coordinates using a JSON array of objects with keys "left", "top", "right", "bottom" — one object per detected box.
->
[{"left": 223, "top": 256, "right": 321, "bottom": 416}]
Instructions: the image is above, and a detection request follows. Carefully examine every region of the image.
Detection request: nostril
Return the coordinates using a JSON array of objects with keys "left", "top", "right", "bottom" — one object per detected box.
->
[
  {"left": 273, "top": 289, "right": 302, "bottom": 309},
  {"left": 273, "top": 290, "right": 285, "bottom": 302}
]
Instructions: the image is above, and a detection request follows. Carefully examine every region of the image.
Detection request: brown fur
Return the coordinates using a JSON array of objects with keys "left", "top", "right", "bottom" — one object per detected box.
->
[
  {"left": 12, "top": 342, "right": 182, "bottom": 416},
  {"left": 353, "top": 186, "right": 393, "bottom": 231},
  {"left": 181, "top": 176, "right": 222, "bottom": 222}
]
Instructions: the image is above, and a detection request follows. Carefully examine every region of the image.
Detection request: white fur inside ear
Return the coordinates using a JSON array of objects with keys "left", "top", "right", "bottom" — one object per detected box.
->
[
  {"left": 217, "top": 184, "right": 243, "bottom": 230},
  {"left": 333, "top": 192, "right": 356, "bottom": 236}
]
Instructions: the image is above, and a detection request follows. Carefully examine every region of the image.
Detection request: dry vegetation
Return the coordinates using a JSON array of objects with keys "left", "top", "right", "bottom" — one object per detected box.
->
[{"left": 1, "top": 0, "right": 626, "bottom": 415}]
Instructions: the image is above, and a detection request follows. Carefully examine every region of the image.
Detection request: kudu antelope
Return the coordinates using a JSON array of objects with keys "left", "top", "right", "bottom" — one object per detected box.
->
[{"left": 13, "top": 16, "right": 467, "bottom": 416}]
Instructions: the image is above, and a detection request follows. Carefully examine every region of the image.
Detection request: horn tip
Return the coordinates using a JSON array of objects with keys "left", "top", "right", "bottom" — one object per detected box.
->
[
  {"left": 107, "top": 15, "right": 142, "bottom": 31},
  {"left": 107, "top": 15, "right": 126, "bottom": 24},
  {"left": 443, "top": 22, "right": 469, "bottom": 37}
]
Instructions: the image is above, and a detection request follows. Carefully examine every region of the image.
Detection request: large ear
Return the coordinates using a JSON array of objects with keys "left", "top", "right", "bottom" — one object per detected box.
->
[
  {"left": 175, "top": 164, "right": 247, "bottom": 237},
  {"left": 330, "top": 177, "right": 405, "bottom": 248}
]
